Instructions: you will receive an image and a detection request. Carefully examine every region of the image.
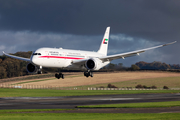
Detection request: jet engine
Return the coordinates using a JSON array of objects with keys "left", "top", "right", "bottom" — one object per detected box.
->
[
  {"left": 85, "top": 58, "right": 103, "bottom": 70},
  {"left": 26, "top": 63, "right": 37, "bottom": 73}
]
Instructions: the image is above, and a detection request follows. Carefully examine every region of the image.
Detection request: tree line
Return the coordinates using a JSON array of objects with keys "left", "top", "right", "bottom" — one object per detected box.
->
[
  {"left": 135, "top": 61, "right": 180, "bottom": 70},
  {"left": 0, "top": 51, "right": 179, "bottom": 79},
  {"left": 0, "top": 51, "right": 32, "bottom": 79}
]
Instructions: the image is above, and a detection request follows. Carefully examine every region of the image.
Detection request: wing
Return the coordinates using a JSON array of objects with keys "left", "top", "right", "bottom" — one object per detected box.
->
[
  {"left": 99, "top": 41, "right": 176, "bottom": 62},
  {"left": 3, "top": 51, "right": 31, "bottom": 62}
]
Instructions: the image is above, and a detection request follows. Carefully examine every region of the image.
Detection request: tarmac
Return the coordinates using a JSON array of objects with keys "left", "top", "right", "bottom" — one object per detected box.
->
[{"left": 0, "top": 93, "right": 180, "bottom": 113}]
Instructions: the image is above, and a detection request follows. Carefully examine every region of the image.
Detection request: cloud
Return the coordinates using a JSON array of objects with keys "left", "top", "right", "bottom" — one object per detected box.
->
[
  {"left": 0, "top": 30, "right": 178, "bottom": 66},
  {"left": 108, "top": 34, "right": 176, "bottom": 66},
  {"left": 0, "top": 0, "right": 179, "bottom": 66},
  {"left": 0, "top": 0, "right": 179, "bottom": 42},
  {"left": 0, "top": 45, "right": 6, "bottom": 51},
  {"left": 0, "top": 31, "right": 101, "bottom": 53},
  {"left": 109, "top": 34, "right": 161, "bottom": 54}
]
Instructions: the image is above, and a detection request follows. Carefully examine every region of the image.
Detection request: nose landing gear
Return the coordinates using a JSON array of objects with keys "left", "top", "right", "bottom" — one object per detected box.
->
[{"left": 37, "top": 66, "right": 42, "bottom": 74}]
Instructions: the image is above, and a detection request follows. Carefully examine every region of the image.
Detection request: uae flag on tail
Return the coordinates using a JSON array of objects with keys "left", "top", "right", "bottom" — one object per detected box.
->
[{"left": 103, "top": 39, "right": 108, "bottom": 44}]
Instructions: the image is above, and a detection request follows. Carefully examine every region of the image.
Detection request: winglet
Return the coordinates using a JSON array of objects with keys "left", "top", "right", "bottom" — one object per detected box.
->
[{"left": 162, "top": 41, "right": 177, "bottom": 46}]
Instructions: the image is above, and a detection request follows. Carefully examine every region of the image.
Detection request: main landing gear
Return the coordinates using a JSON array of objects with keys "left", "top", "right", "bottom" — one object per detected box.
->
[
  {"left": 55, "top": 73, "right": 64, "bottom": 79},
  {"left": 84, "top": 70, "right": 93, "bottom": 78}
]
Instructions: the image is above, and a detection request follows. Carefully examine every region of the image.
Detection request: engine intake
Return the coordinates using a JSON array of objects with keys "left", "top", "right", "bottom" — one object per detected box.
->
[
  {"left": 85, "top": 58, "right": 103, "bottom": 70},
  {"left": 26, "top": 63, "right": 37, "bottom": 73},
  {"left": 85, "top": 58, "right": 110, "bottom": 70},
  {"left": 86, "top": 59, "right": 95, "bottom": 69}
]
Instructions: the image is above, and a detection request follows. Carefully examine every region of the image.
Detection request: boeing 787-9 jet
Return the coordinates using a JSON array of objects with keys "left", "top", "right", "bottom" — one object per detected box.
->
[{"left": 3, "top": 27, "right": 176, "bottom": 79}]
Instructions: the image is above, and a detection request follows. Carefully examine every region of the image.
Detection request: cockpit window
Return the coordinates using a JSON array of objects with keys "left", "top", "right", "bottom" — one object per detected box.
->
[{"left": 33, "top": 53, "right": 41, "bottom": 55}]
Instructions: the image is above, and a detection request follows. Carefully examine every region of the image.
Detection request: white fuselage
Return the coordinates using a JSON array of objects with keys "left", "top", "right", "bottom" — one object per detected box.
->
[{"left": 31, "top": 47, "right": 107, "bottom": 70}]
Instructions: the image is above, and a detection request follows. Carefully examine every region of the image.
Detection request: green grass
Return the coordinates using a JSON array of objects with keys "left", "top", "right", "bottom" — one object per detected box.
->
[
  {"left": 77, "top": 101, "right": 180, "bottom": 108},
  {"left": 0, "top": 113, "right": 180, "bottom": 120},
  {"left": 0, "top": 88, "right": 180, "bottom": 97},
  {"left": 0, "top": 109, "right": 73, "bottom": 113}
]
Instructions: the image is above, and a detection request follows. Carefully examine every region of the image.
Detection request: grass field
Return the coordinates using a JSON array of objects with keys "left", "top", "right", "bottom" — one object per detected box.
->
[
  {"left": 77, "top": 101, "right": 180, "bottom": 108},
  {"left": 2, "top": 72, "right": 180, "bottom": 89},
  {"left": 0, "top": 112, "right": 179, "bottom": 120},
  {"left": 1, "top": 71, "right": 180, "bottom": 119},
  {"left": 80, "top": 76, "right": 180, "bottom": 89},
  {"left": 0, "top": 102, "right": 180, "bottom": 119},
  {"left": 0, "top": 88, "right": 180, "bottom": 97}
]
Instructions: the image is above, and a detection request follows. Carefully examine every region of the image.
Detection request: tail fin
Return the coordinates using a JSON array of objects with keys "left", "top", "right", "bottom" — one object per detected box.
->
[{"left": 97, "top": 27, "right": 110, "bottom": 56}]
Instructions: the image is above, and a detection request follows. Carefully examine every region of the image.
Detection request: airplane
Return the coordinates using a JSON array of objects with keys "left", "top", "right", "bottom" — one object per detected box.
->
[{"left": 3, "top": 27, "right": 176, "bottom": 79}]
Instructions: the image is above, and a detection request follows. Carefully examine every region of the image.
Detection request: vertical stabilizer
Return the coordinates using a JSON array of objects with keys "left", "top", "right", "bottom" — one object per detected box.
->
[{"left": 97, "top": 27, "right": 110, "bottom": 56}]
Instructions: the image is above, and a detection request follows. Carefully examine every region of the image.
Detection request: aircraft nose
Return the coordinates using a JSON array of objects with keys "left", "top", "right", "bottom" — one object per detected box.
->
[
  {"left": 31, "top": 56, "right": 37, "bottom": 64},
  {"left": 31, "top": 55, "right": 42, "bottom": 66}
]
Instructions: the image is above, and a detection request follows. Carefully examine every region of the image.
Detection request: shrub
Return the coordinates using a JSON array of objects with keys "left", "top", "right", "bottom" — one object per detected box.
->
[
  {"left": 151, "top": 85, "right": 157, "bottom": 89},
  {"left": 107, "top": 83, "right": 117, "bottom": 88},
  {"left": 163, "top": 86, "right": 169, "bottom": 89},
  {"left": 143, "top": 85, "right": 148, "bottom": 88},
  {"left": 130, "top": 64, "right": 140, "bottom": 71},
  {"left": 135, "top": 84, "right": 157, "bottom": 89},
  {"left": 135, "top": 84, "right": 143, "bottom": 88},
  {"left": 107, "top": 83, "right": 112, "bottom": 88}
]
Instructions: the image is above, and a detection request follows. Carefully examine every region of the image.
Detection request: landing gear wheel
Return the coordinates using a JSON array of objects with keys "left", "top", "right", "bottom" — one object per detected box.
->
[
  {"left": 61, "top": 74, "right": 64, "bottom": 79},
  {"left": 90, "top": 72, "right": 93, "bottom": 77},
  {"left": 84, "top": 71, "right": 88, "bottom": 77},
  {"left": 37, "top": 70, "right": 42, "bottom": 74},
  {"left": 55, "top": 73, "right": 64, "bottom": 79},
  {"left": 84, "top": 71, "right": 93, "bottom": 78},
  {"left": 55, "top": 73, "right": 59, "bottom": 79}
]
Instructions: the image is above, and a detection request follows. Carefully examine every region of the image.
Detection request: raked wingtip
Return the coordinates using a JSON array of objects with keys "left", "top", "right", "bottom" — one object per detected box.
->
[{"left": 163, "top": 41, "right": 177, "bottom": 46}]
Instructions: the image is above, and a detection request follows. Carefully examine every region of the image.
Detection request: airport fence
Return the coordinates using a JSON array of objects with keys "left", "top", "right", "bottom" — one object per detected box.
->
[{"left": 0, "top": 83, "right": 180, "bottom": 90}]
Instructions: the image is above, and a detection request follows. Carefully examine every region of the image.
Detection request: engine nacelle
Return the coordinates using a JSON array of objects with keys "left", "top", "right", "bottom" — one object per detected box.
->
[
  {"left": 85, "top": 58, "right": 103, "bottom": 70},
  {"left": 26, "top": 63, "right": 37, "bottom": 73}
]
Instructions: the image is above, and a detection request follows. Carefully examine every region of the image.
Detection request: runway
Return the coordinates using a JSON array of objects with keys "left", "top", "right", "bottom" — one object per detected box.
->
[{"left": 0, "top": 93, "right": 180, "bottom": 113}]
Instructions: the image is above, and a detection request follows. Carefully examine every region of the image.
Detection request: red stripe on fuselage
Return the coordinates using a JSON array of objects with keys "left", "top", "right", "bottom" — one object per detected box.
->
[{"left": 39, "top": 56, "right": 84, "bottom": 60}]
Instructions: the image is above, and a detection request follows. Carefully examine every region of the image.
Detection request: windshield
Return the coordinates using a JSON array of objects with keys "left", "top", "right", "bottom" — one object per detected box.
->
[{"left": 33, "top": 53, "right": 41, "bottom": 55}]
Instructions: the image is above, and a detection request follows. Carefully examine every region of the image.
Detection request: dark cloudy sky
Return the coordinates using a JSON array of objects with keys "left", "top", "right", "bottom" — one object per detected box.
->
[{"left": 0, "top": 0, "right": 179, "bottom": 66}]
